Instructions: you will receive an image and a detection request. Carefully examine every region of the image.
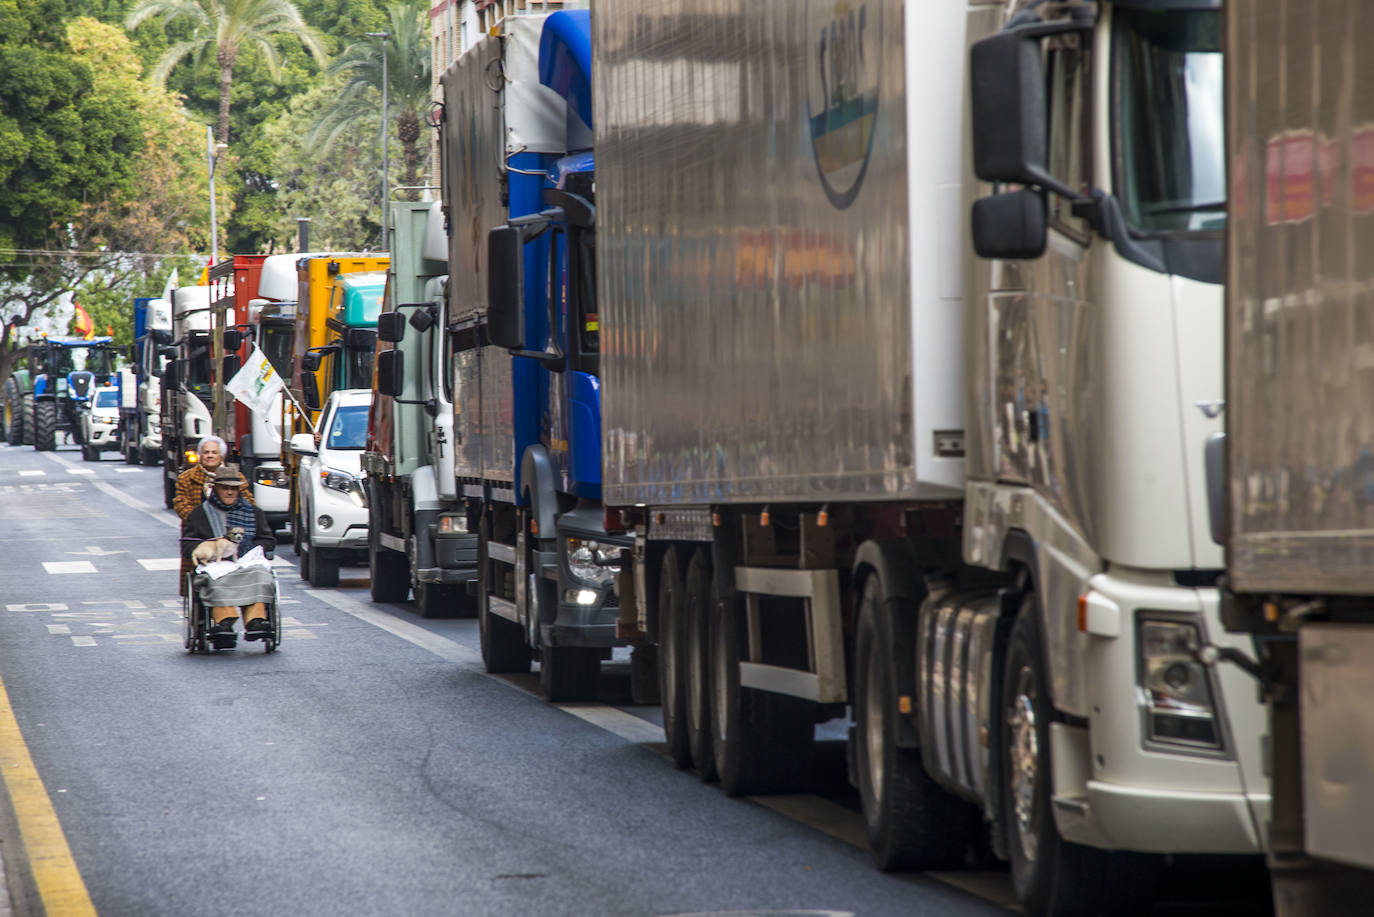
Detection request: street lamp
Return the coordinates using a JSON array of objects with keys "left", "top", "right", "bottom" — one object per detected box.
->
[
  {"left": 207, "top": 125, "right": 228, "bottom": 266},
  {"left": 366, "top": 31, "right": 391, "bottom": 251}
]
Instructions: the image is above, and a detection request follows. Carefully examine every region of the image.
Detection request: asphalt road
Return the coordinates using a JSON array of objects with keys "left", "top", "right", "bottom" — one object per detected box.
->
[{"left": 0, "top": 440, "right": 1022, "bottom": 917}]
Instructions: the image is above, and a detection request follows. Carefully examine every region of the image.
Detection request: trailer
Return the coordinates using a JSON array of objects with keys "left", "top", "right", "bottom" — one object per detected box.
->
[{"left": 1214, "top": 1, "right": 1374, "bottom": 913}]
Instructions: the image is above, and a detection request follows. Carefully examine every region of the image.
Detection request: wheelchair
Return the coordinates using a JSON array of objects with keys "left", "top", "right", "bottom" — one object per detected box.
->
[{"left": 183, "top": 567, "right": 283, "bottom": 654}]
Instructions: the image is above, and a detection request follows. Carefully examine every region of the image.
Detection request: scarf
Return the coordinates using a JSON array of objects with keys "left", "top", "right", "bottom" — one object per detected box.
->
[{"left": 205, "top": 491, "right": 257, "bottom": 556}]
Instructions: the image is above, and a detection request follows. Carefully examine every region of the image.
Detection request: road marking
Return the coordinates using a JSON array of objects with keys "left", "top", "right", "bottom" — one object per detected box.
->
[
  {"left": 137, "top": 558, "right": 181, "bottom": 571},
  {"left": 18, "top": 470, "right": 44, "bottom": 477},
  {"left": 112, "top": 468, "right": 142, "bottom": 474},
  {"left": 554, "top": 703, "right": 666, "bottom": 744},
  {"left": 0, "top": 674, "right": 97, "bottom": 915},
  {"left": 66, "top": 468, "right": 94, "bottom": 476},
  {"left": 70, "top": 637, "right": 96, "bottom": 647},
  {"left": 40, "top": 452, "right": 177, "bottom": 530},
  {"left": 68, "top": 546, "right": 126, "bottom": 557},
  {"left": 5, "top": 604, "right": 68, "bottom": 612},
  {"left": 42, "top": 562, "right": 97, "bottom": 575},
  {"left": 304, "top": 589, "right": 480, "bottom": 664},
  {"left": 46, "top": 625, "right": 71, "bottom": 635}
]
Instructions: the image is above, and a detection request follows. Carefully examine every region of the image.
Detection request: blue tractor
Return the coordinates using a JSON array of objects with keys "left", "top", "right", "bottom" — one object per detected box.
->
[{"left": 4, "top": 337, "right": 118, "bottom": 452}]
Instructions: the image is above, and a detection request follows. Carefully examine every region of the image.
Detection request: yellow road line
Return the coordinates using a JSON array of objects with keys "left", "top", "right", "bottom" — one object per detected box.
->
[{"left": 0, "top": 674, "right": 96, "bottom": 916}]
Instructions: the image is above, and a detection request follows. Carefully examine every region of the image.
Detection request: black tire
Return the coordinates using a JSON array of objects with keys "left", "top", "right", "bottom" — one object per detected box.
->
[
  {"left": 683, "top": 547, "right": 717, "bottom": 780},
  {"left": 539, "top": 645, "right": 601, "bottom": 702},
  {"left": 33, "top": 399, "right": 57, "bottom": 451},
  {"left": 20, "top": 394, "right": 34, "bottom": 445},
  {"left": 142, "top": 446, "right": 159, "bottom": 467},
  {"left": 368, "top": 526, "right": 410, "bottom": 603},
  {"left": 414, "top": 580, "right": 459, "bottom": 618},
  {"left": 3, "top": 379, "right": 23, "bottom": 444},
  {"left": 657, "top": 546, "right": 692, "bottom": 768},
  {"left": 710, "top": 584, "right": 815, "bottom": 796},
  {"left": 123, "top": 434, "right": 138, "bottom": 465},
  {"left": 292, "top": 504, "right": 304, "bottom": 557},
  {"left": 854, "top": 574, "right": 973, "bottom": 870},
  {"left": 307, "top": 542, "right": 339, "bottom": 587},
  {"left": 1001, "top": 599, "right": 1157, "bottom": 916},
  {"left": 479, "top": 526, "right": 531, "bottom": 674},
  {"left": 630, "top": 645, "right": 660, "bottom": 706},
  {"left": 81, "top": 442, "right": 97, "bottom": 462}
]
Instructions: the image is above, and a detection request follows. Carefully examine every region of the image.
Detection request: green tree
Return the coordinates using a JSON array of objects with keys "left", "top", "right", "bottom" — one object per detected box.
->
[
  {"left": 125, "top": 0, "right": 328, "bottom": 145},
  {"left": 309, "top": 0, "right": 432, "bottom": 195}
]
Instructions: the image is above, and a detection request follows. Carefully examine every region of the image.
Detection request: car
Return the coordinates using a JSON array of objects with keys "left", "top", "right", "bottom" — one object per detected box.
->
[
  {"left": 289, "top": 389, "right": 372, "bottom": 587},
  {"left": 79, "top": 385, "right": 122, "bottom": 461}
]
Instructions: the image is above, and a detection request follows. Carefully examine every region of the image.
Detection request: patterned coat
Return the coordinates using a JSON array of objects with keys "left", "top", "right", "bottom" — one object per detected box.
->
[{"left": 175, "top": 464, "right": 256, "bottom": 593}]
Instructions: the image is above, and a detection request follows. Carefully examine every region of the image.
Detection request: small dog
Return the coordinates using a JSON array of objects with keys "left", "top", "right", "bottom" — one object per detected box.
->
[{"left": 191, "top": 526, "right": 245, "bottom": 565}]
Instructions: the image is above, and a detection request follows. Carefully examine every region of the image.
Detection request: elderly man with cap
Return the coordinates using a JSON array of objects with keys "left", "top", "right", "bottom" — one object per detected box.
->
[{"left": 181, "top": 465, "right": 276, "bottom": 646}]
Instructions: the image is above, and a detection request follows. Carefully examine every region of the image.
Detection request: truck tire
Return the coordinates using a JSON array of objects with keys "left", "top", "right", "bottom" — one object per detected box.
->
[
  {"left": 684, "top": 547, "right": 717, "bottom": 781},
  {"left": 142, "top": 445, "right": 159, "bottom": 467},
  {"left": 33, "top": 400, "right": 57, "bottom": 451},
  {"left": 479, "top": 525, "right": 531, "bottom": 674},
  {"left": 305, "top": 541, "right": 340, "bottom": 588},
  {"left": 539, "top": 646, "right": 601, "bottom": 702},
  {"left": 414, "top": 581, "right": 459, "bottom": 618},
  {"left": 1001, "top": 599, "right": 1157, "bottom": 916},
  {"left": 657, "top": 546, "right": 692, "bottom": 768},
  {"left": 854, "top": 575, "right": 973, "bottom": 870},
  {"left": 710, "top": 587, "right": 815, "bottom": 796},
  {"left": 630, "top": 644, "right": 660, "bottom": 706},
  {"left": 163, "top": 466, "right": 176, "bottom": 509},
  {"left": 368, "top": 526, "right": 410, "bottom": 603},
  {"left": 3, "top": 379, "right": 22, "bottom": 444},
  {"left": 123, "top": 432, "right": 138, "bottom": 464}
]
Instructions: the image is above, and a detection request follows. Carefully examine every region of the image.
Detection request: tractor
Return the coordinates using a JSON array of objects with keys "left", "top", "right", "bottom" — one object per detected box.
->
[{"left": 4, "top": 337, "right": 118, "bottom": 451}]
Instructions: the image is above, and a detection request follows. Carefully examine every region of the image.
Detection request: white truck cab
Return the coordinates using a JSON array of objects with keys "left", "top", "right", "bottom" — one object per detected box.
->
[{"left": 289, "top": 388, "right": 372, "bottom": 587}]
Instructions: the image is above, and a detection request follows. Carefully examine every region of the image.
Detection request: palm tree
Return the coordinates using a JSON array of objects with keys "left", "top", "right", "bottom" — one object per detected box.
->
[
  {"left": 309, "top": 0, "right": 432, "bottom": 195},
  {"left": 126, "top": 0, "right": 327, "bottom": 145}
]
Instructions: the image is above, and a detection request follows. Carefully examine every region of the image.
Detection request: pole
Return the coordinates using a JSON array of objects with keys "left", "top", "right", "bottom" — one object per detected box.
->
[
  {"left": 207, "top": 125, "right": 217, "bottom": 267},
  {"left": 367, "top": 31, "right": 391, "bottom": 251}
]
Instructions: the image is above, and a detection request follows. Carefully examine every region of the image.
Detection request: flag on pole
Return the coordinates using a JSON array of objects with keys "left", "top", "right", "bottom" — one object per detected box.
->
[
  {"left": 225, "top": 346, "right": 284, "bottom": 415},
  {"left": 72, "top": 302, "right": 94, "bottom": 339}
]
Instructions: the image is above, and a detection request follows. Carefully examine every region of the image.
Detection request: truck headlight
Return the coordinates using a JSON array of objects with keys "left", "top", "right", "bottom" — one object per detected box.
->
[
  {"left": 566, "top": 537, "right": 621, "bottom": 588},
  {"left": 438, "top": 513, "right": 468, "bottom": 534},
  {"left": 1138, "top": 617, "right": 1223, "bottom": 751},
  {"left": 321, "top": 468, "right": 366, "bottom": 507},
  {"left": 256, "top": 468, "right": 290, "bottom": 488}
]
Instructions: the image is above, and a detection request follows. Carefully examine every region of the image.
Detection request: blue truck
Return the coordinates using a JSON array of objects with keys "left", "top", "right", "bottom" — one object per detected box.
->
[{"left": 437, "top": 10, "right": 633, "bottom": 701}]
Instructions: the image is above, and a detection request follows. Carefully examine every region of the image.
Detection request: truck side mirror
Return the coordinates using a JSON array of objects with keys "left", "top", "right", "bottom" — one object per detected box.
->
[
  {"left": 487, "top": 225, "right": 525, "bottom": 350},
  {"left": 301, "top": 351, "right": 320, "bottom": 372},
  {"left": 378, "top": 312, "right": 407, "bottom": 343},
  {"left": 345, "top": 327, "right": 377, "bottom": 350},
  {"left": 223, "top": 354, "right": 241, "bottom": 377},
  {"left": 970, "top": 29, "right": 1048, "bottom": 186},
  {"left": 971, "top": 189, "right": 1048, "bottom": 260},
  {"left": 377, "top": 350, "right": 404, "bottom": 398},
  {"left": 223, "top": 329, "right": 244, "bottom": 351},
  {"left": 302, "top": 373, "right": 321, "bottom": 412},
  {"left": 163, "top": 361, "right": 181, "bottom": 388}
]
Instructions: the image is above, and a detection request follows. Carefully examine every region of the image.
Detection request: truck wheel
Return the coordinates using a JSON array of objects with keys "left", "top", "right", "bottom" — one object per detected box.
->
[
  {"left": 710, "top": 588, "right": 815, "bottom": 796},
  {"left": 368, "top": 527, "right": 410, "bottom": 603},
  {"left": 123, "top": 435, "right": 138, "bottom": 465},
  {"left": 854, "top": 574, "right": 972, "bottom": 870},
  {"left": 539, "top": 645, "right": 601, "bottom": 702},
  {"left": 479, "top": 526, "right": 531, "bottom": 674},
  {"left": 657, "top": 546, "right": 692, "bottom": 768},
  {"left": 1001, "top": 599, "right": 1157, "bottom": 916},
  {"left": 307, "top": 544, "right": 340, "bottom": 587},
  {"left": 414, "top": 581, "right": 459, "bottom": 618},
  {"left": 684, "top": 547, "right": 717, "bottom": 781},
  {"left": 630, "top": 645, "right": 660, "bottom": 706},
  {"left": 142, "top": 446, "right": 159, "bottom": 467},
  {"left": 163, "top": 466, "right": 176, "bottom": 509},
  {"left": 33, "top": 400, "right": 57, "bottom": 451}
]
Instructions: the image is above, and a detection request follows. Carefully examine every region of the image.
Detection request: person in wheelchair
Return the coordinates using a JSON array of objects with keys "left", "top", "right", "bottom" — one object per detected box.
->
[{"left": 181, "top": 466, "right": 276, "bottom": 643}]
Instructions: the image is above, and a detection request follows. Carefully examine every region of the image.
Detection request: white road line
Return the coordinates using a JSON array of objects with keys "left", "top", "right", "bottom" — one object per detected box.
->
[
  {"left": 137, "top": 559, "right": 181, "bottom": 571},
  {"left": 111, "top": 468, "right": 142, "bottom": 474},
  {"left": 303, "top": 588, "right": 480, "bottom": 664},
  {"left": 70, "top": 637, "right": 96, "bottom": 647},
  {"left": 42, "top": 562, "right": 97, "bottom": 575},
  {"left": 46, "top": 625, "right": 71, "bottom": 635},
  {"left": 66, "top": 469, "right": 94, "bottom": 476},
  {"left": 18, "top": 470, "right": 44, "bottom": 477},
  {"left": 553, "top": 703, "right": 666, "bottom": 744},
  {"left": 5, "top": 604, "right": 68, "bottom": 612}
]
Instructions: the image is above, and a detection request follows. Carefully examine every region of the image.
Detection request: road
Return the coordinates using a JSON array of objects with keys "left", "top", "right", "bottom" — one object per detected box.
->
[{"left": 0, "top": 441, "right": 1274, "bottom": 917}]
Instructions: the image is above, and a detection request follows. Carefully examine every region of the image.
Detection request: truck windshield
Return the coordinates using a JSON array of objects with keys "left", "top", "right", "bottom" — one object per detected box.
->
[
  {"left": 1113, "top": 9, "right": 1223, "bottom": 233},
  {"left": 259, "top": 321, "right": 294, "bottom": 379},
  {"left": 343, "top": 346, "right": 374, "bottom": 391}
]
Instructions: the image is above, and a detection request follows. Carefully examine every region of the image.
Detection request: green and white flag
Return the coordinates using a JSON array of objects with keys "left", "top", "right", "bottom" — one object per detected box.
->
[{"left": 225, "top": 345, "right": 283, "bottom": 415}]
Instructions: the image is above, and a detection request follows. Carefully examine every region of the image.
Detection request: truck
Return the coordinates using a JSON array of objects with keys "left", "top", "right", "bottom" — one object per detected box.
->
[
  {"left": 439, "top": 9, "right": 629, "bottom": 698},
  {"left": 287, "top": 254, "right": 387, "bottom": 567},
  {"left": 159, "top": 284, "right": 217, "bottom": 507},
  {"left": 117, "top": 296, "right": 172, "bottom": 466},
  {"left": 470, "top": 3, "right": 1270, "bottom": 915},
  {"left": 364, "top": 198, "right": 479, "bottom": 616},
  {"left": 1213, "top": 3, "right": 1374, "bottom": 913},
  {"left": 5, "top": 336, "right": 118, "bottom": 452}
]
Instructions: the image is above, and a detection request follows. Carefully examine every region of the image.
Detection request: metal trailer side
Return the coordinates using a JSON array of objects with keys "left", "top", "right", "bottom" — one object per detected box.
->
[{"left": 596, "top": 0, "right": 964, "bottom": 507}]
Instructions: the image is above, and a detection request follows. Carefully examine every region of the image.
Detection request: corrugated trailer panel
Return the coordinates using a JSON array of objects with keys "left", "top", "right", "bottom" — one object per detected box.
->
[
  {"left": 1226, "top": 0, "right": 1374, "bottom": 592},
  {"left": 595, "top": 0, "right": 966, "bottom": 507},
  {"left": 441, "top": 17, "right": 562, "bottom": 484}
]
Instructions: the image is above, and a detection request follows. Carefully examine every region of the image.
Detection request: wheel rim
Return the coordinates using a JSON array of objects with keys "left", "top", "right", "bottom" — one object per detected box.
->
[
  {"left": 863, "top": 642, "right": 886, "bottom": 807},
  {"left": 1007, "top": 663, "right": 1040, "bottom": 862}
]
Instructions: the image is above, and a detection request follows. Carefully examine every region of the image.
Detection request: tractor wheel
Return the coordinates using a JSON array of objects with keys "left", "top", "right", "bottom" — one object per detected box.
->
[
  {"left": 33, "top": 400, "right": 57, "bottom": 452},
  {"left": 3, "top": 380, "right": 22, "bottom": 445},
  {"left": 20, "top": 394, "right": 34, "bottom": 445}
]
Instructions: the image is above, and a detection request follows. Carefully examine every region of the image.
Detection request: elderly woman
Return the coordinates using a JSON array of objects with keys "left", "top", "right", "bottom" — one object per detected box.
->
[
  {"left": 175, "top": 435, "right": 256, "bottom": 594},
  {"left": 181, "top": 466, "right": 276, "bottom": 646}
]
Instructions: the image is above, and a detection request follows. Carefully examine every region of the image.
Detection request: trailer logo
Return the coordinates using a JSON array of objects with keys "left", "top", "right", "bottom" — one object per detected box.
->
[{"left": 806, "top": 1, "right": 881, "bottom": 210}]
